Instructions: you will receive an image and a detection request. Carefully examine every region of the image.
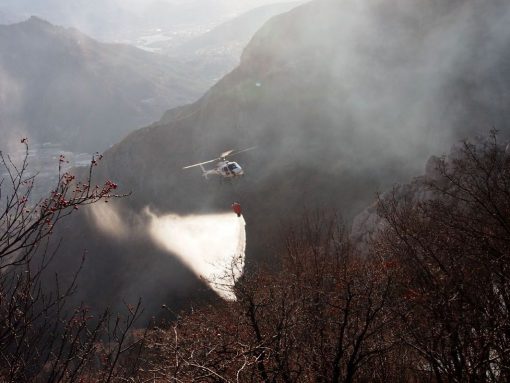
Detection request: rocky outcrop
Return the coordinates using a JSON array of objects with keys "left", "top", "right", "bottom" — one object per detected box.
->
[{"left": 351, "top": 135, "right": 510, "bottom": 248}]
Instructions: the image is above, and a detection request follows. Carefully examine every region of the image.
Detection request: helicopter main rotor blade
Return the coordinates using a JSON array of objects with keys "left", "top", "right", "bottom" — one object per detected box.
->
[
  {"left": 182, "top": 158, "right": 217, "bottom": 169},
  {"left": 220, "top": 149, "right": 235, "bottom": 158},
  {"left": 184, "top": 146, "right": 256, "bottom": 169},
  {"left": 225, "top": 146, "right": 257, "bottom": 158}
]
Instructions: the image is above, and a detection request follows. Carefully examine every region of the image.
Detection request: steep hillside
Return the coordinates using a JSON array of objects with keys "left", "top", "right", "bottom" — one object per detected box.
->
[
  {"left": 0, "top": 17, "right": 201, "bottom": 151},
  {"left": 52, "top": 0, "right": 510, "bottom": 315},
  {"left": 174, "top": 2, "right": 302, "bottom": 54}
]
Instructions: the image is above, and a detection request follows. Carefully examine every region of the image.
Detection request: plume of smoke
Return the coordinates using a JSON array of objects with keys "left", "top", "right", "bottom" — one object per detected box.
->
[{"left": 147, "top": 210, "right": 246, "bottom": 300}]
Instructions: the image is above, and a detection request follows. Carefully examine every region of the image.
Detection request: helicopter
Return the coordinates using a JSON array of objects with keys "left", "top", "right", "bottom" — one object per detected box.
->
[{"left": 182, "top": 147, "right": 256, "bottom": 179}]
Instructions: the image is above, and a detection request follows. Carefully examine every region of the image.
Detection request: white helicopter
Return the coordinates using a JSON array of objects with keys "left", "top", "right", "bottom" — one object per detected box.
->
[{"left": 183, "top": 147, "right": 256, "bottom": 179}]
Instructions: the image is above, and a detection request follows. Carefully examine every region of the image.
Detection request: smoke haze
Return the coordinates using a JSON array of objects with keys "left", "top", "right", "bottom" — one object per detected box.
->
[{"left": 8, "top": 0, "right": 510, "bottom": 318}]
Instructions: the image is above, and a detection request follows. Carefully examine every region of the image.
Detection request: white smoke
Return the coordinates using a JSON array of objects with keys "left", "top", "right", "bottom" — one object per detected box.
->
[
  {"left": 87, "top": 203, "right": 246, "bottom": 300},
  {"left": 147, "top": 211, "right": 246, "bottom": 300}
]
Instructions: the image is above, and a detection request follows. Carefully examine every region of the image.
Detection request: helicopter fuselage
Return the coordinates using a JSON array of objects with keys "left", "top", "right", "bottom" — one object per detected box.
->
[
  {"left": 183, "top": 147, "right": 254, "bottom": 179},
  {"left": 201, "top": 161, "right": 244, "bottom": 179}
]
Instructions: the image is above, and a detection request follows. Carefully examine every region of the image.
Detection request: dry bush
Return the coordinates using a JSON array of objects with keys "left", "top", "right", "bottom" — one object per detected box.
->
[
  {"left": 375, "top": 131, "right": 510, "bottom": 382},
  {"left": 0, "top": 140, "right": 145, "bottom": 382},
  {"left": 139, "top": 213, "right": 401, "bottom": 382}
]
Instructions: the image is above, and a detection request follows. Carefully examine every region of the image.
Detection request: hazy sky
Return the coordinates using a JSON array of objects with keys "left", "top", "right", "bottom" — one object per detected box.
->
[
  {"left": 112, "top": 0, "right": 287, "bottom": 13},
  {"left": 0, "top": 0, "right": 288, "bottom": 34}
]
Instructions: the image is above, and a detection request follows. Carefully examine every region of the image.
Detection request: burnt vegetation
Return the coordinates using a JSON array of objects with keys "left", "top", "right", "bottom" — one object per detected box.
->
[{"left": 1, "top": 132, "right": 509, "bottom": 382}]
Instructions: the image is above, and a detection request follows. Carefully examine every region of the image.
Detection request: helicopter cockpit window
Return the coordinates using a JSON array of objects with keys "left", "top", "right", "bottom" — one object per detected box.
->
[{"left": 228, "top": 163, "right": 238, "bottom": 170}]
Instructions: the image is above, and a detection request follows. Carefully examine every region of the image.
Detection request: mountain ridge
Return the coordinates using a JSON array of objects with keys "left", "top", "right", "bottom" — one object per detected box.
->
[{"left": 0, "top": 16, "right": 202, "bottom": 152}]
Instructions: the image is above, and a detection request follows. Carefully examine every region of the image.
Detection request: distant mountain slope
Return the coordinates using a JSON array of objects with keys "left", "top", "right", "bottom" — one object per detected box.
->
[
  {"left": 176, "top": 1, "right": 302, "bottom": 53},
  {"left": 0, "top": 0, "right": 137, "bottom": 41},
  {"left": 0, "top": 0, "right": 301, "bottom": 44},
  {"left": 51, "top": 0, "right": 510, "bottom": 316},
  {"left": 0, "top": 17, "right": 201, "bottom": 151},
  {"left": 148, "top": 2, "right": 303, "bottom": 87}
]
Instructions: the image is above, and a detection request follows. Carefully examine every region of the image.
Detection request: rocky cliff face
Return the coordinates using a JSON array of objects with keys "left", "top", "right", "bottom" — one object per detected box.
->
[
  {"left": 51, "top": 0, "right": 510, "bottom": 315},
  {"left": 351, "top": 135, "right": 510, "bottom": 250}
]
